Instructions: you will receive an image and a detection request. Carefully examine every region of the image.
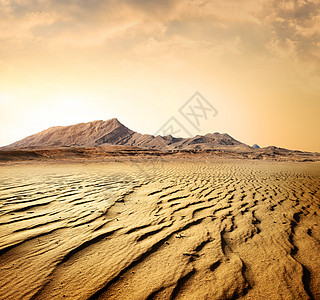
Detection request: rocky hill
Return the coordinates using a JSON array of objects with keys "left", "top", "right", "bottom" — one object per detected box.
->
[{"left": 5, "top": 118, "right": 248, "bottom": 150}]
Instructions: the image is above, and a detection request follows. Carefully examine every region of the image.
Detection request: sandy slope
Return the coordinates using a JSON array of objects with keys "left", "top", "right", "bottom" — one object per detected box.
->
[{"left": 0, "top": 160, "right": 320, "bottom": 299}]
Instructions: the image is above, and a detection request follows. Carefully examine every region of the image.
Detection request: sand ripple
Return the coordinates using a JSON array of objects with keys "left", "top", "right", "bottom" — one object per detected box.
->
[{"left": 0, "top": 161, "right": 320, "bottom": 299}]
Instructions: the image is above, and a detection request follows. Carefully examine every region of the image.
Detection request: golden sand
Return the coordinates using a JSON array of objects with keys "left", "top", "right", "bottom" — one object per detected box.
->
[{"left": 0, "top": 160, "right": 319, "bottom": 299}]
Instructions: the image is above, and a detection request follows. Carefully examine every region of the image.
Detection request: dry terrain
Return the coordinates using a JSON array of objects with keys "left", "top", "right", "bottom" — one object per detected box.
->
[
  {"left": 1, "top": 146, "right": 319, "bottom": 163},
  {"left": 0, "top": 160, "right": 320, "bottom": 299}
]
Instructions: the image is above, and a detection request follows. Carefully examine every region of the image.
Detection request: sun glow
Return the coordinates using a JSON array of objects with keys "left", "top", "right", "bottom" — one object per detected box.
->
[{"left": 0, "top": 0, "right": 319, "bottom": 151}]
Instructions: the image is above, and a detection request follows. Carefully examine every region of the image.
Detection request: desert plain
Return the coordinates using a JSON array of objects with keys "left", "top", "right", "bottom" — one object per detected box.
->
[{"left": 0, "top": 159, "right": 320, "bottom": 300}]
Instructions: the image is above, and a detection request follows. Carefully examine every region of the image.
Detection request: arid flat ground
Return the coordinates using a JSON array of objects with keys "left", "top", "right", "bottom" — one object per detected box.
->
[{"left": 0, "top": 160, "right": 320, "bottom": 299}]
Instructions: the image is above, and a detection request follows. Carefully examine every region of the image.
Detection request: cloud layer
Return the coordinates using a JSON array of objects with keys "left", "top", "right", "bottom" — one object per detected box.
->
[
  {"left": 0, "top": 0, "right": 320, "bottom": 151},
  {"left": 1, "top": 0, "right": 319, "bottom": 60}
]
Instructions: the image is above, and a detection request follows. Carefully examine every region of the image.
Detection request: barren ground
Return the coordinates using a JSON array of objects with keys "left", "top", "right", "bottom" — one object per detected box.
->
[{"left": 0, "top": 160, "right": 319, "bottom": 299}]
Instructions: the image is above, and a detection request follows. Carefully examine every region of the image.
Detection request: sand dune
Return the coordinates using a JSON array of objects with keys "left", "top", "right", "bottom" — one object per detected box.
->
[{"left": 0, "top": 160, "right": 320, "bottom": 299}]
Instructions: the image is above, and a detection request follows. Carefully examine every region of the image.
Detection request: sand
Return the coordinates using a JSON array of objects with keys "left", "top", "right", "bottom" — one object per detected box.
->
[{"left": 0, "top": 159, "right": 320, "bottom": 299}]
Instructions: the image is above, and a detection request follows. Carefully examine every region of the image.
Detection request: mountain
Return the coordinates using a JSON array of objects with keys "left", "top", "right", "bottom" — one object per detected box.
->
[{"left": 5, "top": 118, "right": 248, "bottom": 150}]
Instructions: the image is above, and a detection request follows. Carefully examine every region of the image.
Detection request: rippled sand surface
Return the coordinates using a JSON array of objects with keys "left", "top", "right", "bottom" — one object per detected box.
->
[{"left": 0, "top": 160, "right": 320, "bottom": 299}]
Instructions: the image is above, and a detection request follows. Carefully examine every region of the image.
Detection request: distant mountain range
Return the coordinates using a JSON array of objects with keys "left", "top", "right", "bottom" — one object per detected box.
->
[{"left": 5, "top": 118, "right": 249, "bottom": 150}]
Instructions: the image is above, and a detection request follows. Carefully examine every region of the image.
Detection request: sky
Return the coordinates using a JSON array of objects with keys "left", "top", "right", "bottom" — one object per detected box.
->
[{"left": 0, "top": 0, "right": 320, "bottom": 151}]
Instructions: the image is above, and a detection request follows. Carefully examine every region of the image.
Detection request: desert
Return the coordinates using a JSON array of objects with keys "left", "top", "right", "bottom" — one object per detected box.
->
[
  {"left": 1, "top": 119, "right": 319, "bottom": 164},
  {"left": 1, "top": 159, "right": 320, "bottom": 299},
  {"left": 1, "top": 1, "right": 320, "bottom": 298}
]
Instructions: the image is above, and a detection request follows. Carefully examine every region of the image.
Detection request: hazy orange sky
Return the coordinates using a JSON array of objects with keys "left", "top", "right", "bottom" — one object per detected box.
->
[{"left": 1, "top": 0, "right": 320, "bottom": 151}]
